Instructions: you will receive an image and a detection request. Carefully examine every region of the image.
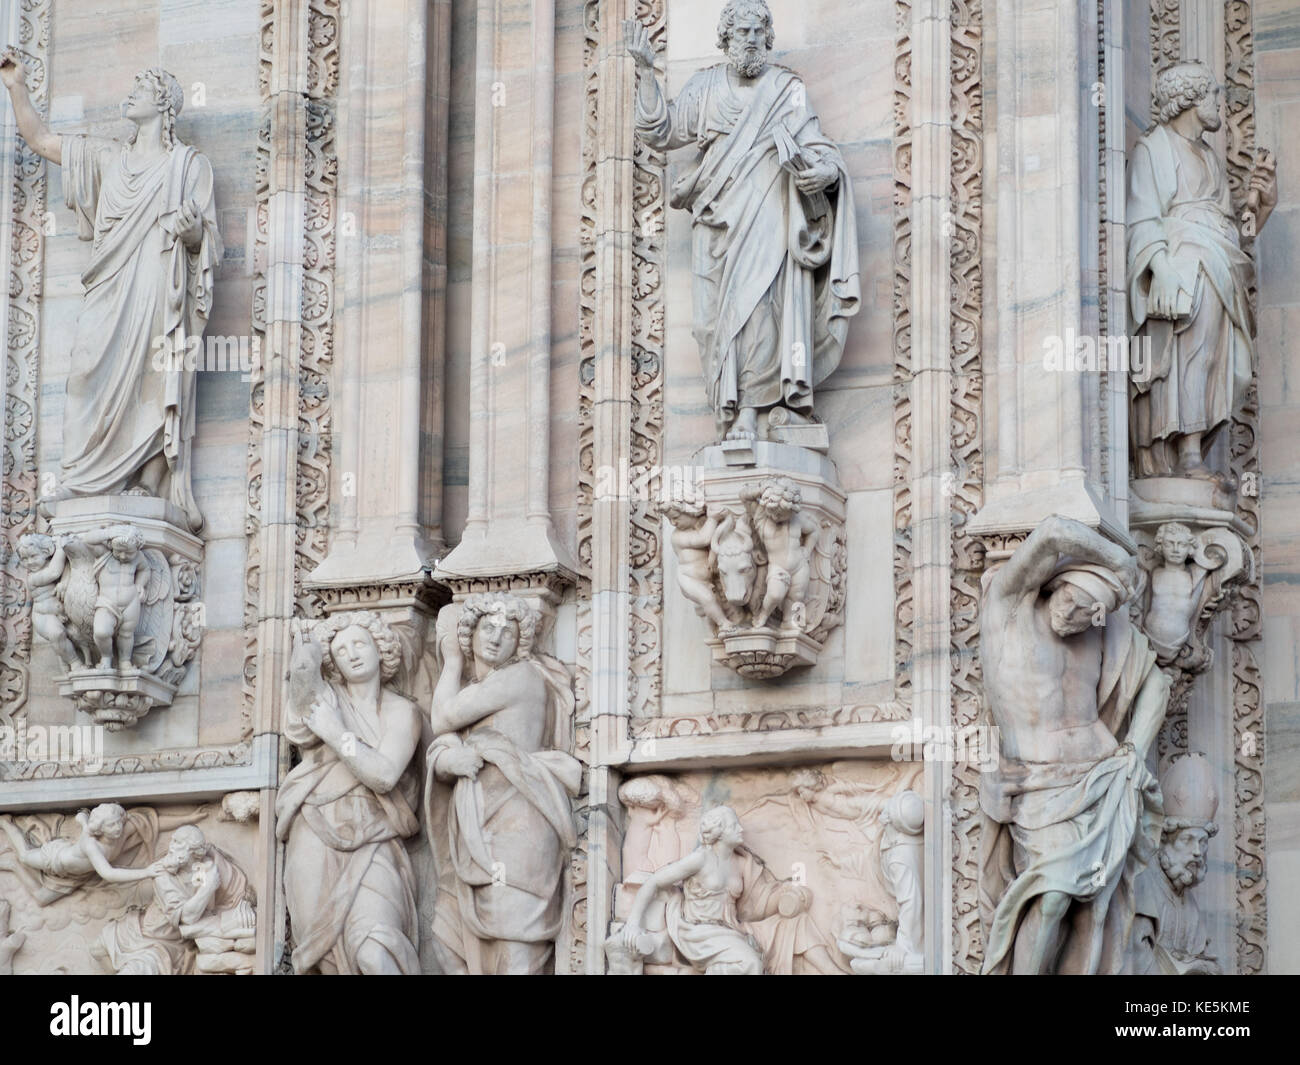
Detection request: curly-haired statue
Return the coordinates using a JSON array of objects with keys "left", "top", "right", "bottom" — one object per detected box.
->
[
  {"left": 0, "top": 53, "right": 221, "bottom": 533},
  {"left": 426, "top": 593, "right": 581, "bottom": 974},
  {"left": 1128, "top": 60, "right": 1277, "bottom": 483},
  {"left": 275, "top": 611, "right": 423, "bottom": 974}
]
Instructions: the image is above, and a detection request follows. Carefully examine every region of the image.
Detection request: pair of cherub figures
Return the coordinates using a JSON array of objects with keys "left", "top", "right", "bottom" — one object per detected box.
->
[{"left": 18, "top": 526, "right": 152, "bottom": 673}]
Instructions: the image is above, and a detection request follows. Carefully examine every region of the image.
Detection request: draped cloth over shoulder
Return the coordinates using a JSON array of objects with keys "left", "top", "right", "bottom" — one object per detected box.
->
[
  {"left": 424, "top": 656, "right": 581, "bottom": 974},
  {"left": 636, "top": 64, "right": 860, "bottom": 432},
  {"left": 274, "top": 682, "right": 422, "bottom": 975},
  {"left": 978, "top": 619, "right": 1164, "bottom": 974},
  {"left": 58, "top": 134, "right": 222, "bottom": 532},
  {"left": 1127, "top": 124, "right": 1254, "bottom": 474}
]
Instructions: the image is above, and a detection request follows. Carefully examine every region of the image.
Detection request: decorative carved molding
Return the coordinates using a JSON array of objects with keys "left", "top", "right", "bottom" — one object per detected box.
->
[
  {"left": 0, "top": 0, "right": 49, "bottom": 727},
  {"left": 1223, "top": 0, "right": 1266, "bottom": 977},
  {"left": 631, "top": 702, "right": 908, "bottom": 741},
  {"left": 1151, "top": 0, "right": 1180, "bottom": 86},
  {"left": 949, "top": 0, "right": 985, "bottom": 976}
]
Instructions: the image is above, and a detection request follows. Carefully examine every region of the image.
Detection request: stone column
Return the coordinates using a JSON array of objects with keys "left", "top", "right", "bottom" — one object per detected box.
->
[
  {"left": 306, "top": 0, "right": 445, "bottom": 604},
  {"left": 969, "top": 0, "right": 1129, "bottom": 545},
  {"left": 432, "top": 0, "right": 577, "bottom": 603}
]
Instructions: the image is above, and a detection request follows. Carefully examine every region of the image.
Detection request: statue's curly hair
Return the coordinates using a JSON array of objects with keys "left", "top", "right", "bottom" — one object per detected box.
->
[
  {"left": 699, "top": 805, "right": 741, "bottom": 845},
  {"left": 127, "top": 67, "right": 184, "bottom": 148},
  {"left": 312, "top": 610, "right": 403, "bottom": 683},
  {"left": 457, "top": 592, "right": 538, "bottom": 662},
  {"left": 716, "top": 0, "right": 774, "bottom": 53},
  {"left": 1154, "top": 521, "right": 1194, "bottom": 554},
  {"left": 16, "top": 532, "right": 56, "bottom": 564},
  {"left": 1153, "top": 62, "right": 1216, "bottom": 124}
]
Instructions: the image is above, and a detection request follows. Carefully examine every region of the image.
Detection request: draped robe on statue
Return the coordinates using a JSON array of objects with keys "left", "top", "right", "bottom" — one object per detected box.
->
[
  {"left": 1127, "top": 124, "right": 1254, "bottom": 475},
  {"left": 424, "top": 657, "right": 581, "bottom": 975},
  {"left": 274, "top": 683, "right": 422, "bottom": 975},
  {"left": 59, "top": 134, "right": 222, "bottom": 531},
  {"left": 636, "top": 65, "right": 860, "bottom": 433},
  {"left": 978, "top": 618, "right": 1164, "bottom": 974}
]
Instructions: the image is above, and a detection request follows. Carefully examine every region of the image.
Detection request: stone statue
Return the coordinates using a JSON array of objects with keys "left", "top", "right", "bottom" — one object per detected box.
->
[
  {"left": 626, "top": 1, "right": 860, "bottom": 443},
  {"left": 663, "top": 499, "right": 735, "bottom": 630},
  {"left": 97, "top": 824, "right": 257, "bottom": 975},
  {"left": 0, "top": 52, "right": 221, "bottom": 532},
  {"left": 1130, "top": 754, "right": 1220, "bottom": 975},
  {"left": 615, "top": 805, "right": 843, "bottom": 975},
  {"left": 1128, "top": 61, "right": 1277, "bottom": 482},
  {"left": 872, "top": 789, "right": 924, "bottom": 973},
  {"left": 16, "top": 533, "right": 78, "bottom": 668},
  {"left": 274, "top": 612, "right": 423, "bottom": 974},
  {"left": 743, "top": 476, "right": 820, "bottom": 630},
  {"left": 1137, "top": 521, "right": 1248, "bottom": 669},
  {"left": 619, "top": 774, "right": 699, "bottom": 878},
  {"left": 979, "top": 515, "right": 1170, "bottom": 974},
  {"left": 426, "top": 593, "right": 581, "bottom": 975}
]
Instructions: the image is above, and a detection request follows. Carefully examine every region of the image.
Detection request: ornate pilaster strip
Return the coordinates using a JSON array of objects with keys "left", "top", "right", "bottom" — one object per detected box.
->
[
  {"left": 0, "top": 0, "right": 49, "bottom": 727},
  {"left": 892, "top": 0, "right": 914, "bottom": 708},
  {"left": 1151, "top": 0, "right": 1180, "bottom": 81},
  {"left": 949, "top": 0, "right": 984, "bottom": 976},
  {"left": 1223, "top": 0, "right": 1265, "bottom": 976},
  {"left": 244, "top": 0, "right": 339, "bottom": 972}
]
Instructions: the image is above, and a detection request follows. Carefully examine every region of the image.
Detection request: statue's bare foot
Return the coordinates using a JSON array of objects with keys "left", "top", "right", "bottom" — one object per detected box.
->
[
  {"left": 96, "top": 657, "right": 113, "bottom": 671},
  {"left": 1179, "top": 460, "right": 1217, "bottom": 481},
  {"left": 724, "top": 407, "right": 758, "bottom": 442}
]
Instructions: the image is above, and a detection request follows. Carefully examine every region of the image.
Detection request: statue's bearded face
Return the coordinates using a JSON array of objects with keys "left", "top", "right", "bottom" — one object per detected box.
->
[
  {"left": 1195, "top": 83, "right": 1223, "bottom": 132},
  {"left": 1160, "top": 826, "right": 1211, "bottom": 890},
  {"left": 163, "top": 836, "right": 200, "bottom": 874},
  {"left": 725, "top": 14, "right": 770, "bottom": 78},
  {"left": 329, "top": 625, "right": 380, "bottom": 684},
  {"left": 473, "top": 612, "right": 520, "bottom": 667},
  {"left": 1048, "top": 585, "right": 1098, "bottom": 637}
]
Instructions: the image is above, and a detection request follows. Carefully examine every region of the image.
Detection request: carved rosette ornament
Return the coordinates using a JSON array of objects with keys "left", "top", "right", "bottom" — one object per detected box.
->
[
  {"left": 667, "top": 445, "right": 846, "bottom": 679},
  {"left": 21, "top": 499, "right": 204, "bottom": 730}
]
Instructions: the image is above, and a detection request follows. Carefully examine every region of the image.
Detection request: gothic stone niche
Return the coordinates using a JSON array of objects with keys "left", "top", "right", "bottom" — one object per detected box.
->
[
  {"left": 21, "top": 498, "right": 204, "bottom": 730},
  {"left": 0, "top": 801, "right": 256, "bottom": 975},
  {"left": 667, "top": 443, "right": 846, "bottom": 679},
  {"left": 605, "top": 761, "right": 921, "bottom": 975}
]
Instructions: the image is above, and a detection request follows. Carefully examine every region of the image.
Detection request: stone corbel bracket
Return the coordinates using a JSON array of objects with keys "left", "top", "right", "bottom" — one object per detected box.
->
[
  {"left": 672, "top": 443, "right": 847, "bottom": 680},
  {"left": 42, "top": 496, "right": 204, "bottom": 730}
]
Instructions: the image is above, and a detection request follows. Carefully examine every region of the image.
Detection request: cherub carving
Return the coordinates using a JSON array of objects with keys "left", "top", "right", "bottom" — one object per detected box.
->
[{"left": 742, "top": 477, "right": 820, "bottom": 630}]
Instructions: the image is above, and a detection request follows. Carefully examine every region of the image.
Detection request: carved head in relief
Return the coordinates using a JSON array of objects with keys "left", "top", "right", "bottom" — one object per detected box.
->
[
  {"left": 1159, "top": 753, "right": 1219, "bottom": 893},
  {"left": 1154, "top": 61, "right": 1221, "bottom": 131},
  {"left": 86, "top": 803, "right": 128, "bottom": 842},
  {"left": 123, "top": 68, "right": 184, "bottom": 147},
  {"left": 699, "top": 805, "right": 744, "bottom": 851},
  {"left": 1044, "top": 564, "right": 1127, "bottom": 637},
  {"left": 1154, "top": 522, "right": 1195, "bottom": 566},
  {"left": 457, "top": 593, "right": 538, "bottom": 670},
  {"left": 717, "top": 0, "right": 773, "bottom": 79},
  {"left": 710, "top": 510, "right": 757, "bottom": 606},
  {"left": 16, "top": 532, "right": 56, "bottom": 571},
  {"left": 161, "top": 824, "right": 209, "bottom": 874},
  {"left": 313, "top": 610, "right": 402, "bottom": 685}
]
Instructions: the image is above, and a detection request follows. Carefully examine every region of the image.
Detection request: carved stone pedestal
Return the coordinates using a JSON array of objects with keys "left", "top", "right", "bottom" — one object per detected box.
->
[
  {"left": 38, "top": 495, "right": 204, "bottom": 730},
  {"left": 668, "top": 442, "right": 846, "bottom": 679}
]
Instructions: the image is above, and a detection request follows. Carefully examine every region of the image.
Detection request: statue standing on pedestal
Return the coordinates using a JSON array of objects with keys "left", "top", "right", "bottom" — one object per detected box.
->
[
  {"left": 1, "top": 52, "right": 221, "bottom": 532},
  {"left": 625, "top": 1, "right": 860, "bottom": 443},
  {"left": 979, "top": 516, "right": 1170, "bottom": 974},
  {"left": 1128, "top": 61, "right": 1277, "bottom": 481}
]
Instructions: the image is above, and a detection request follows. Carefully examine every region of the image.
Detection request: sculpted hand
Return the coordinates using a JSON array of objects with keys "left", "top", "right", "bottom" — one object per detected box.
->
[
  {"left": 306, "top": 697, "right": 345, "bottom": 742},
  {"left": 441, "top": 746, "right": 483, "bottom": 780},
  {"left": 623, "top": 19, "right": 655, "bottom": 70},
  {"left": 0, "top": 48, "right": 26, "bottom": 91},
  {"left": 795, "top": 154, "right": 837, "bottom": 196},
  {"left": 621, "top": 921, "right": 645, "bottom": 952},
  {"left": 1249, "top": 149, "right": 1278, "bottom": 211},
  {"left": 175, "top": 198, "right": 204, "bottom": 248},
  {"left": 1147, "top": 258, "right": 1184, "bottom": 320}
]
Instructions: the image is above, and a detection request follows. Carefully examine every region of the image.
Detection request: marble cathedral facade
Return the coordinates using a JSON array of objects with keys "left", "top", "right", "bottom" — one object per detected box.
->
[{"left": 0, "top": 0, "right": 1294, "bottom": 976}]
